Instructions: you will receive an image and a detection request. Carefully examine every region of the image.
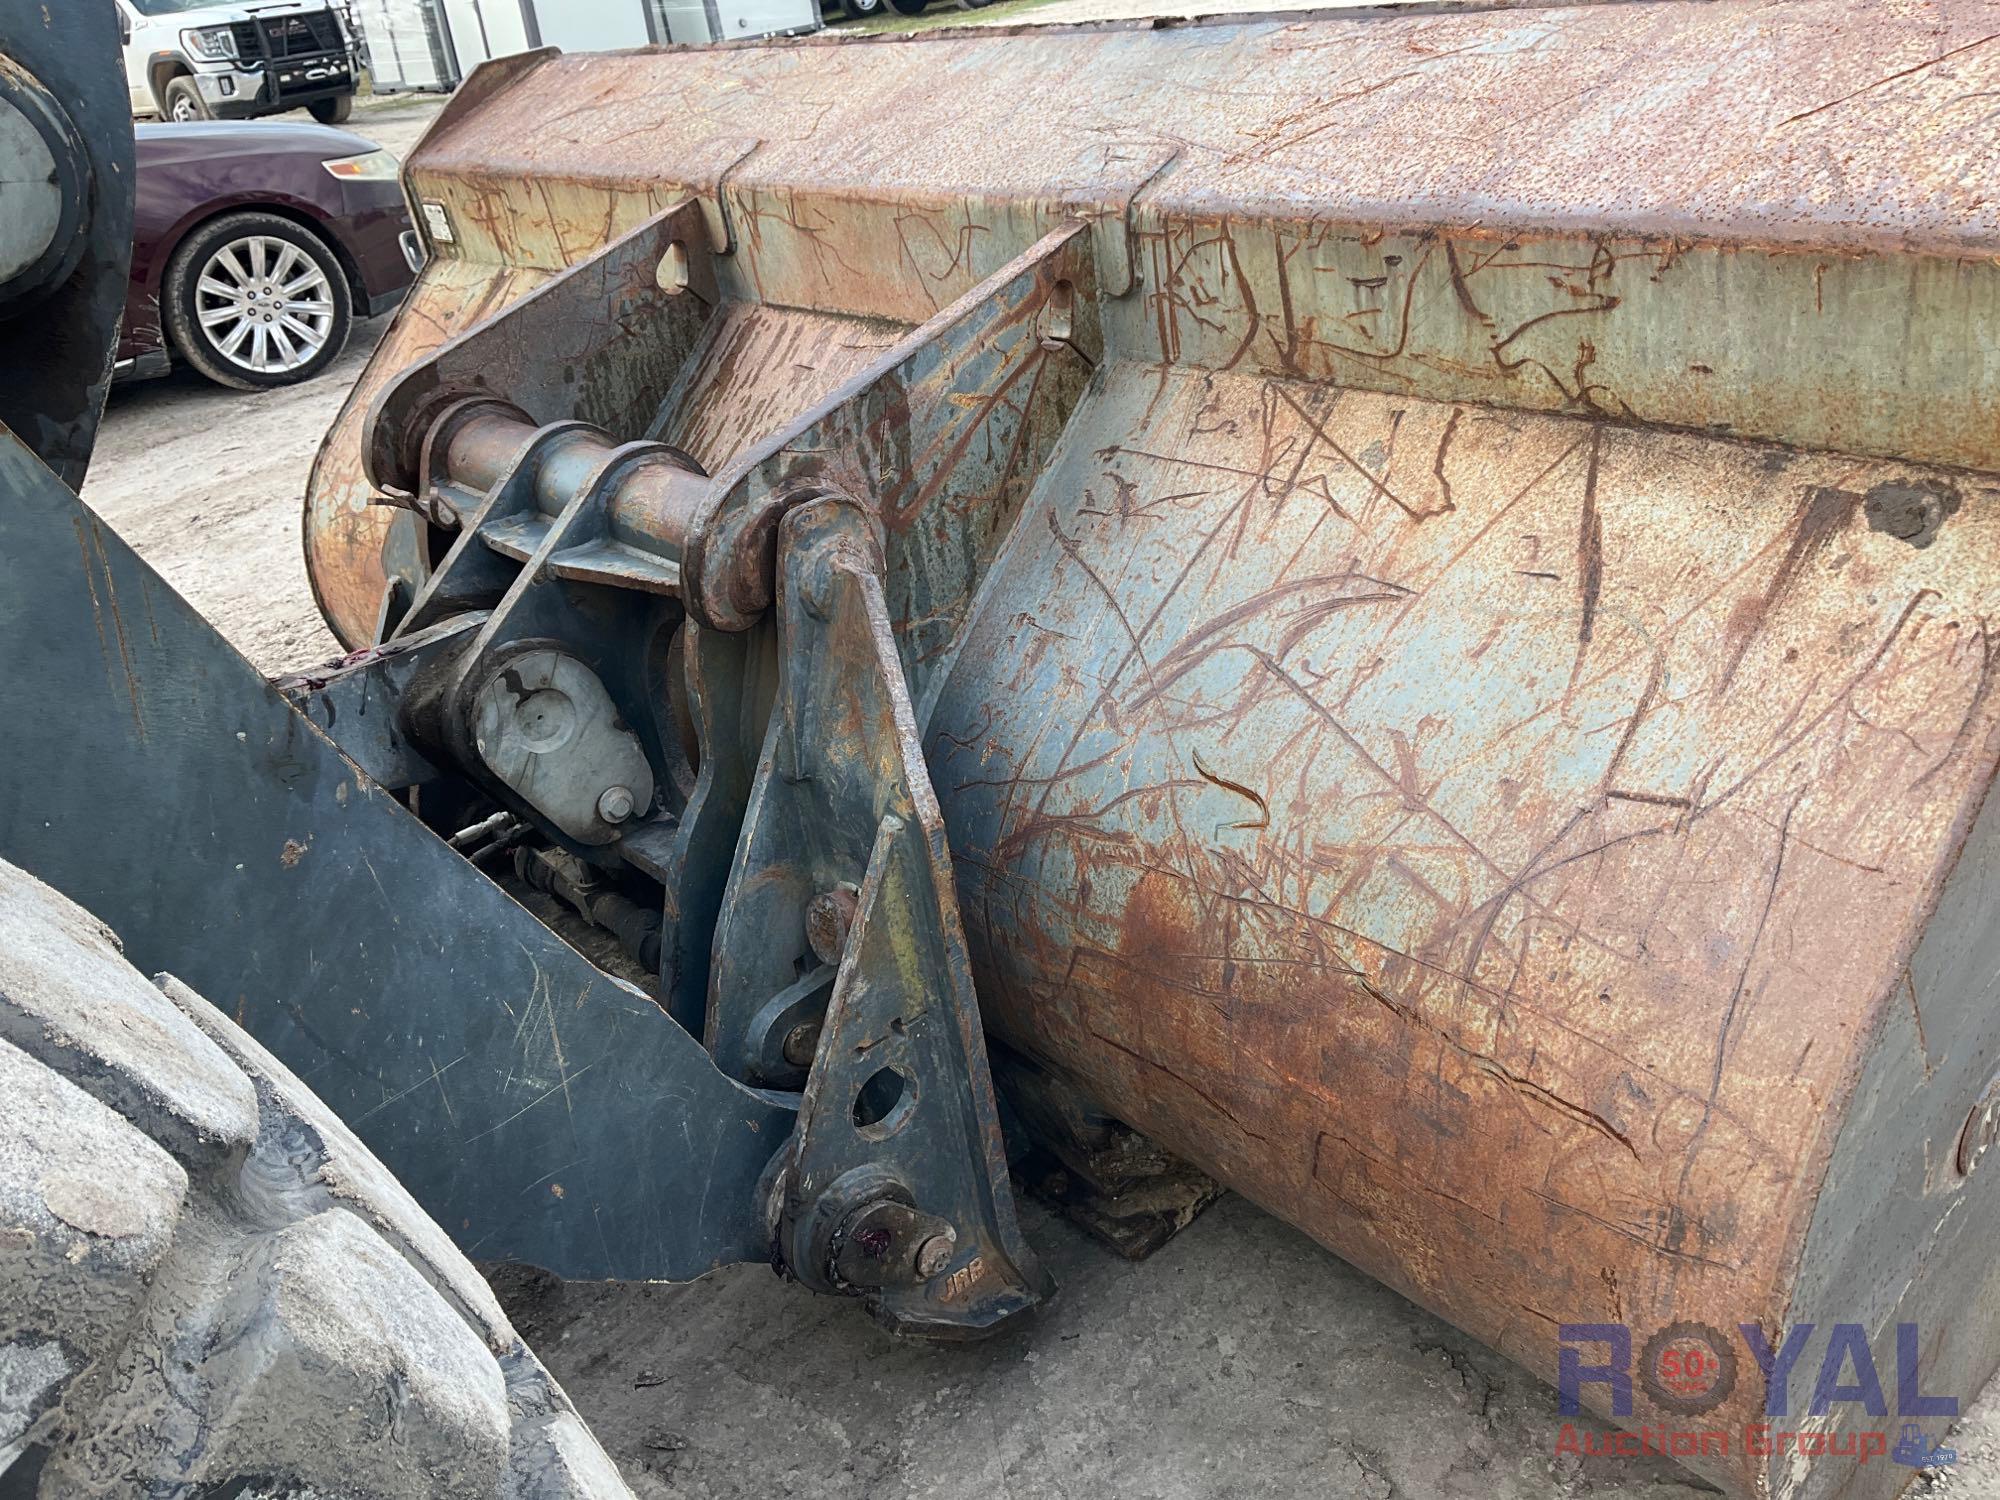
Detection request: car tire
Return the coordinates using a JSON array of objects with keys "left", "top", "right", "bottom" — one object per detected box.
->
[
  {"left": 308, "top": 94, "right": 354, "bottom": 124},
  {"left": 163, "top": 211, "right": 354, "bottom": 392},
  {"left": 162, "top": 76, "right": 210, "bottom": 122},
  {"left": 885, "top": 0, "right": 928, "bottom": 12},
  {"left": 0, "top": 858, "right": 635, "bottom": 1499},
  {"left": 842, "top": 0, "right": 882, "bottom": 17}
]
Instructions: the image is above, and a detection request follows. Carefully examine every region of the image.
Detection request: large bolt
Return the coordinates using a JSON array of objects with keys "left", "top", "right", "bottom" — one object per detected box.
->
[
  {"left": 805, "top": 886, "right": 859, "bottom": 967},
  {"left": 781, "top": 1020, "right": 822, "bottom": 1068},
  {"left": 596, "top": 785, "right": 636, "bottom": 824},
  {"left": 915, "top": 1233, "right": 957, "bottom": 1280}
]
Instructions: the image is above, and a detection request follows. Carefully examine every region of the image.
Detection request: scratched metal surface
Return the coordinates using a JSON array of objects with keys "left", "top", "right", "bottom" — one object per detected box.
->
[
  {"left": 680, "top": 225, "right": 1100, "bottom": 695},
  {"left": 287, "top": 7, "right": 2000, "bottom": 1492},
  {"left": 655, "top": 303, "right": 904, "bottom": 471},
  {"left": 408, "top": 0, "right": 2000, "bottom": 470},
  {"left": 926, "top": 364, "right": 2000, "bottom": 1495},
  {"left": 311, "top": 0, "right": 2000, "bottom": 644},
  {"left": 409, "top": 2, "right": 2000, "bottom": 256}
]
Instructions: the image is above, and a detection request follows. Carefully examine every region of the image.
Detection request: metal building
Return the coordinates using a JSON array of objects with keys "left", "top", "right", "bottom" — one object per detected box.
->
[{"left": 353, "top": 0, "right": 819, "bottom": 87}]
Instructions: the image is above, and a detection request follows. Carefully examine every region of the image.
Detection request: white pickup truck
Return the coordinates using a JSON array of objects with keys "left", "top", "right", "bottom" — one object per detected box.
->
[{"left": 117, "top": 0, "right": 358, "bottom": 123}]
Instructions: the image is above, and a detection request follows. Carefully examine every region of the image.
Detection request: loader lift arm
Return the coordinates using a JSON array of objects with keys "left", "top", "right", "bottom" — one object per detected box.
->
[{"left": 0, "top": 270, "right": 1060, "bottom": 1331}]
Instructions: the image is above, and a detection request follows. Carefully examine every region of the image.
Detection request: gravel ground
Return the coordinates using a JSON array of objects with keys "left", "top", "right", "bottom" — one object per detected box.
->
[
  {"left": 80, "top": 78, "right": 2000, "bottom": 1500},
  {"left": 490, "top": 1197, "right": 1999, "bottom": 1500}
]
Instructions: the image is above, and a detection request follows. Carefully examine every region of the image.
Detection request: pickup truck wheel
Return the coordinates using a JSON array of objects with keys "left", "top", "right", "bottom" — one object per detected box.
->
[
  {"left": 885, "top": 0, "right": 928, "bottom": 13},
  {"left": 843, "top": 0, "right": 882, "bottom": 16},
  {"left": 308, "top": 94, "right": 353, "bottom": 124},
  {"left": 0, "top": 858, "right": 635, "bottom": 1499},
  {"left": 163, "top": 77, "right": 209, "bottom": 122},
  {"left": 164, "top": 211, "right": 353, "bottom": 392}
]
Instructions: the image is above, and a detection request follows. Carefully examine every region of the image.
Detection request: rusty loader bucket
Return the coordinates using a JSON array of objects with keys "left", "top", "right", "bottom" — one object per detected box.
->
[{"left": 7, "top": 4, "right": 1999, "bottom": 1498}]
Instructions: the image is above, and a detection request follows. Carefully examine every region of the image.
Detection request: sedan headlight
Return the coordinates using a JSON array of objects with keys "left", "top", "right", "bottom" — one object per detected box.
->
[
  {"left": 322, "top": 150, "right": 401, "bottom": 182},
  {"left": 180, "top": 26, "right": 237, "bottom": 60}
]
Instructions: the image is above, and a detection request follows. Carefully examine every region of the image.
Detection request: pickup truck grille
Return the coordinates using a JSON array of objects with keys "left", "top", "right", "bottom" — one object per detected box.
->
[{"left": 229, "top": 12, "right": 344, "bottom": 62}]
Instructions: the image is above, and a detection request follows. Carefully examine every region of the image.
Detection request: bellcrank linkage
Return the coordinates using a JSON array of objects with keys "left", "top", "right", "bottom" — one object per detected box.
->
[{"left": 290, "top": 412, "right": 1051, "bottom": 1337}]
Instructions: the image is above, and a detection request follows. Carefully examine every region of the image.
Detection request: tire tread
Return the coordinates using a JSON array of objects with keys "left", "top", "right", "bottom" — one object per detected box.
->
[{"left": 0, "top": 861, "right": 632, "bottom": 1500}]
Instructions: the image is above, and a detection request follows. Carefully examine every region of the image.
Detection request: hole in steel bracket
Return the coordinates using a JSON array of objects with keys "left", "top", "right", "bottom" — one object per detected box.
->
[
  {"left": 1039, "top": 279, "right": 1075, "bottom": 349},
  {"left": 657, "top": 241, "right": 690, "bottom": 295},
  {"left": 852, "top": 1066, "right": 915, "bottom": 1139}
]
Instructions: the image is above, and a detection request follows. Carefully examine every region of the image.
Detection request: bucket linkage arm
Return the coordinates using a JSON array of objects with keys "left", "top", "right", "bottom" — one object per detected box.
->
[{"left": 714, "top": 493, "right": 1051, "bottom": 1335}]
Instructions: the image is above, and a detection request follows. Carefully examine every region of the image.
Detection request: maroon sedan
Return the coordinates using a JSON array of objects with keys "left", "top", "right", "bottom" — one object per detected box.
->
[{"left": 122, "top": 119, "right": 421, "bottom": 391}]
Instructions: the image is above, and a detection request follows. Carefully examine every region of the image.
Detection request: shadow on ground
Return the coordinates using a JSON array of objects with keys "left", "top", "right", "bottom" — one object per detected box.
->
[{"left": 487, "top": 1195, "right": 1719, "bottom": 1500}]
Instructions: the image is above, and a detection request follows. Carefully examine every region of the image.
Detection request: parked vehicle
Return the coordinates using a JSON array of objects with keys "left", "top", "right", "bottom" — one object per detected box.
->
[
  {"left": 833, "top": 0, "right": 990, "bottom": 20},
  {"left": 373, "top": 0, "right": 820, "bottom": 67},
  {"left": 120, "top": 121, "right": 421, "bottom": 391},
  {"left": 650, "top": 0, "right": 822, "bottom": 42},
  {"left": 117, "top": 0, "right": 358, "bottom": 124}
]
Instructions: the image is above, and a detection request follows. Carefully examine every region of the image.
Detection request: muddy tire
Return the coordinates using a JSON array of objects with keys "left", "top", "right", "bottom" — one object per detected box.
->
[{"left": 0, "top": 859, "right": 633, "bottom": 1500}]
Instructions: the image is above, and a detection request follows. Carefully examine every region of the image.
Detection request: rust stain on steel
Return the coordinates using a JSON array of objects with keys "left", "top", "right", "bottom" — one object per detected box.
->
[
  {"left": 659, "top": 302, "right": 904, "bottom": 473},
  {"left": 298, "top": 8, "right": 2000, "bottom": 1488},
  {"left": 307, "top": 259, "right": 552, "bottom": 644},
  {"left": 365, "top": 200, "right": 718, "bottom": 496},
  {"left": 311, "top": 0, "right": 2000, "bottom": 642},
  {"left": 683, "top": 225, "right": 1097, "bottom": 688},
  {"left": 411, "top": 4, "right": 2000, "bottom": 257},
  {"left": 928, "top": 369, "right": 2000, "bottom": 1493}
]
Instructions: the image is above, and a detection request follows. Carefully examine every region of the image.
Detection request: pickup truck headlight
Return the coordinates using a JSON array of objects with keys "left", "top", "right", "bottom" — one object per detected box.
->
[
  {"left": 180, "top": 26, "right": 238, "bottom": 60},
  {"left": 322, "top": 150, "right": 401, "bottom": 182}
]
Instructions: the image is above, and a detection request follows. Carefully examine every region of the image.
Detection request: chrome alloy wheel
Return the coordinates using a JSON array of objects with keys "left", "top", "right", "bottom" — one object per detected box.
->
[{"left": 194, "top": 235, "right": 337, "bottom": 376}]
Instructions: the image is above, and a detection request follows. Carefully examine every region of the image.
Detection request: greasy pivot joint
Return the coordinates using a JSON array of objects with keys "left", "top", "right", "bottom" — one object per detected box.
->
[{"left": 831, "top": 1198, "right": 958, "bottom": 1291}]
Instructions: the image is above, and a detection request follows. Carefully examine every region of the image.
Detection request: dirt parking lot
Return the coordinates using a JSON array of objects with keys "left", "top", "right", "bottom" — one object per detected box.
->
[{"left": 83, "top": 63, "right": 2000, "bottom": 1500}]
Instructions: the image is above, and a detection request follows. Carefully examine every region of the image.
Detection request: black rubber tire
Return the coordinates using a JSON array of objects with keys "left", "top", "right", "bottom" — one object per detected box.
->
[
  {"left": 885, "top": 0, "right": 928, "bottom": 13},
  {"left": 162, "top": 76, "right": 209, "bottom": 122},
  {"left": 308, "top": 94, "right": 354, "bottom": 124},
  {"left": 0, "top": 859, "right": 634, "bottom": 1499},
  {"left": 163, "top": 211, "right": 354, "bottom": 392},
  {"left": 842, "top": 0, "right": 882, "bottom": 17}
]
